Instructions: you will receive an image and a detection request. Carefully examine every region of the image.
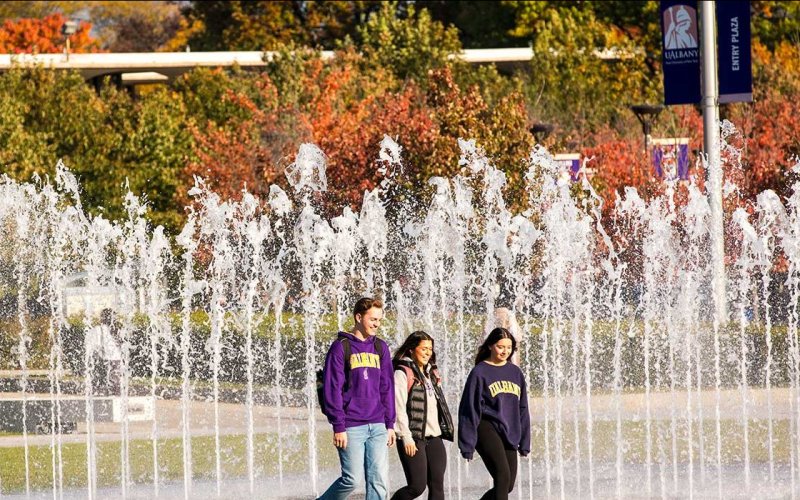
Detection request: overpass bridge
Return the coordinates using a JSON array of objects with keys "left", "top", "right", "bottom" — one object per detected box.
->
[
  {"left": 0, "top": 47, "right": 633, "bottom": 88},
  {"left": 0, "top": 48, "right": 536, "bottom": 87}
]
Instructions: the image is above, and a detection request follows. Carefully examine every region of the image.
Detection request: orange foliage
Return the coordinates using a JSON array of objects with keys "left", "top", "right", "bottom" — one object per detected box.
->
[
  {"left": 0, "top": 14, "right": 101, "bottom": 54},
  {"left": 745, "top": 95, "right": 799, "bottom": 196},
  {"left": 182, "top": 75, "right": 282, "bottom": 204},
  {"left": 308, "top": 66, "right": 440, "bottom": 209}
]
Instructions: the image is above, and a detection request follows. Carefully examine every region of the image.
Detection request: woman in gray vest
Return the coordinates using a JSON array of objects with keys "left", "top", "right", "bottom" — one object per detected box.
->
[{"left": 390, "top": 331, "right": 454, "bottom": 500}]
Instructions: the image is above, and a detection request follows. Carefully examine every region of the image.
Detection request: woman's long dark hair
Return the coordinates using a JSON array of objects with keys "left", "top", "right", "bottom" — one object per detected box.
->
[
  {"left": 475, "top": 327, "right": 517, "bottom": 365},
  {"left": 393, "top": 330, "right": 436, "bottom": 366}
]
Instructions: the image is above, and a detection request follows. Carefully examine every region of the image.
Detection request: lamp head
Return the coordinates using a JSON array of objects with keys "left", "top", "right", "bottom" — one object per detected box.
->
[
  {"left": 630, "top": 104, "right": 664, "bottom": 118},
  {"left": 61, "top": 20, "right": 78, "bottom": 36},
  {"left": 529, "top": 122, "right": 555, "bottom": 143}
]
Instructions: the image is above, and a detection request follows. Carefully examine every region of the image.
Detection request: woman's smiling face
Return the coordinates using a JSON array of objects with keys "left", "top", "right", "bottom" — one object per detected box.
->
[
  {"left": 411, "top": 339, "right": 433, "bottom": 367},
  {"left": 489, "top": 338, "right": 513, "bottom": 364}
]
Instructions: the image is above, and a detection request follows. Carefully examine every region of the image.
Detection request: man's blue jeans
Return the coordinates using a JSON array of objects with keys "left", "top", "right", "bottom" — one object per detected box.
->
[{"left": 318, "top": 423, "right": 389, "bottom": 500}]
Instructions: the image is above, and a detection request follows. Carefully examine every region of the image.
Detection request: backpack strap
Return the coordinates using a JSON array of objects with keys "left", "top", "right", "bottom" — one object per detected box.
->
[
  {"left": 341, "top": 338, "right": 351, "bottom": 386},
  {"left": 400, "top": 365, "right": 415, "bottom": 393},
  {"left": 430, "top": 366, "right": 442, "bottom": 386},
  {"left": 375, "top": 338, "right": 386, "bottom": 364}
]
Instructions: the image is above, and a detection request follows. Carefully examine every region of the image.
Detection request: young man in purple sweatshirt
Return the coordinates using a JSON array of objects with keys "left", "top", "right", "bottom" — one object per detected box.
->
[{"left": 319, "top": 297, "right": 396, "bottom": 500}]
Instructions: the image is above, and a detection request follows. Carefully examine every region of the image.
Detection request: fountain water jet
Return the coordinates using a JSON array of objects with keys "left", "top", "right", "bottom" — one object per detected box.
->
[{"left": 0, "top": 127, "right": 798, "bottom": 499}]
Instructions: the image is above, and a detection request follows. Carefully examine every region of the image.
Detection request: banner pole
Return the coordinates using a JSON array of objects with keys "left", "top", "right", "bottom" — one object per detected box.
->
[{"left": 700, "top": 0, "right": 727, "bottom": 324}]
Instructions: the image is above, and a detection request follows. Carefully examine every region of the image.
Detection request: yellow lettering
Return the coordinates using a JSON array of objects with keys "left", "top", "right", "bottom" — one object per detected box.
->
[
  {"left": 488, "top": 380, "right": 521, "bottom": 398},
  {"left": 349, "top": 352, "right": 381, "bottom": 369}
]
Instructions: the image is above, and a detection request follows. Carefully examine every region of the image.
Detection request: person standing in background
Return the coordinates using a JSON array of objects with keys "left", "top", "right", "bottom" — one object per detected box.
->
[{"left": 85, "top": 308, "right": 122, "bottom": 396}]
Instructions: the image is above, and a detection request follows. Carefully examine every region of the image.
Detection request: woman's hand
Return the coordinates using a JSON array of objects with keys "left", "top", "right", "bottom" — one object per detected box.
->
[{"left": 404, "top": 441, "right": 418, "bottom": 457}]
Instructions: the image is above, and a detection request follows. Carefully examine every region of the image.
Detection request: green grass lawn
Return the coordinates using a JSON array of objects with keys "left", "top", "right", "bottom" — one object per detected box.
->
[
  {"left": 0, "top": 430, "right": 336, "bottom": 494},
  {"left": 529, "top": 418, "right": 792, "bottom": 465}
]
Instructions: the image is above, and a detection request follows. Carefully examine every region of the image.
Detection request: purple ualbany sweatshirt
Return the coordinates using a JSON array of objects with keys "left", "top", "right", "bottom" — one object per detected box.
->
[
  {"left": 458, "top": 361, "right": 531, "bottom": 460},
  {"left": 322, "top": 331, "right": 396, "bottom": 433}
]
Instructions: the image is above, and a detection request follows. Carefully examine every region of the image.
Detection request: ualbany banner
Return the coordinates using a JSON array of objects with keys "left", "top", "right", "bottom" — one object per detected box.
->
[
  {"left": 717, "top": 0, "right": 752, "bottom": 103},
  {"left": 652, "top": 138, "right": 690, "bottom": 180},
  {"left": 660, "top": 1, "right": 701, "bottom": 105}
]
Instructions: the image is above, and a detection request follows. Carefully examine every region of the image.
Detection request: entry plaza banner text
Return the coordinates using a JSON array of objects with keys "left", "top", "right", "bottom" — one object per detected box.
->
[{"left": 717, "top": 0, "right": 753, "bottom": 103}]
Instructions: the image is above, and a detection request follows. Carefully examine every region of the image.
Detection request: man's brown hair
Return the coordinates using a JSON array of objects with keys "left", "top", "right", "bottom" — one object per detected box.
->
[{"left": 353, "top": 297, "right": 383, "bottom": 317}]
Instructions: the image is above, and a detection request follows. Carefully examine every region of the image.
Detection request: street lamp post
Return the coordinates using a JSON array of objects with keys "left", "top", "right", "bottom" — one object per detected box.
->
[
  {"left": 61, "top": 20, "right": 78, "bottom": 62},
  {"left": 630, "top": 104, "right": 664, "bottom": 156}
]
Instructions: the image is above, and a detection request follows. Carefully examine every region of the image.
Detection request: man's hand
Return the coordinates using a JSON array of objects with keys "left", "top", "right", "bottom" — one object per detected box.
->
[
  {"left": 333, "top": 431, "right": 347, "bottom": 449},
  {"left": 387, "top": 428, "right": 396, "bottom": 447},
  {"left": 404, "top": 441, "right": 417, "bottom": 457}
]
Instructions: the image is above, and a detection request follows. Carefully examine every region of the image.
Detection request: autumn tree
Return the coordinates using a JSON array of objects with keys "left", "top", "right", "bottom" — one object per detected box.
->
[
  {"left": 178, "top": 1, "right": 383, "bottom": 51},
  {"left": 180, "top": 71, "right": 283, "bottom": 205},
  {"left": 82, "top": 1, "right": 184, "bottom": 52},
  {"left": 0, "top": 13, "right": 99, "bottom": 53},
  {"left": 0, "top": 1, "right": 185, "bottom": 52},
  {"left": 724, "top": 39, "right": 800, "bottom": 200}
]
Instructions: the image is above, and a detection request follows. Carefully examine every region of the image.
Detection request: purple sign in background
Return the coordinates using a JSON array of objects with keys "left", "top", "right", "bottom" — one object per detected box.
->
[
  {"left": 554, "top": 154, "right": 581, "bottom": 182},
  {"left": 652, "top": 139, "right": 690, "bottom": 180}
]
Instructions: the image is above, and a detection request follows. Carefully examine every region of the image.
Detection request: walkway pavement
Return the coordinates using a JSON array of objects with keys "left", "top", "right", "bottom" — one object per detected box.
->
[{"left": 0, "top": 386, "right": 794, "bottom": 447}]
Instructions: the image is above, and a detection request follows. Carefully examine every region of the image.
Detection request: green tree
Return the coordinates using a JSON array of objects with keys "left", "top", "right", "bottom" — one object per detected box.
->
[
  {"left": 99, "top": 87, "right": 194, "bottom": 232},
  {"left": 517, "top": 4, "right": 657, "bottom": 145},
  {"left": 415, "top": 0, "right": 526, "bottom": 48},
  {"left": 0, "top": 79, "right": 56, "bottom": 180},
  {"left": 354, "top": 1, "right": 462, "bottom": 81},
  {"left": 751, "top": 1, "right": 800, "bottom": 48},
  {"left": 0, "top": 68, "right": 193, "bottom": 233},
  {"left": 179, "top": 1, "right": 381, "bottom": 51},
  {"left": 172, "top": 66, "right": 264, "bottom": 127}
]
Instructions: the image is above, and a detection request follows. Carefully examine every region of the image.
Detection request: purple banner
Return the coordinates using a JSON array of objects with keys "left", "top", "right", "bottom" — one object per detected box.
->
[
  {"left": 717, "top": 0, "right": 752, "bottom": 103},
  {"left": 660, "top": 1, "right": 701, "bottom": 105}
]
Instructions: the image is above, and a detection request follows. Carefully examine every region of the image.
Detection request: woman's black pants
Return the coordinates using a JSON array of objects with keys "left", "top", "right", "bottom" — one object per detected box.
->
[
  {"left": 390, "top": 436, "right": 447, "bottom": 500},
  {"left": 475, "top": 419, "right": 518, "bottom": 500}
]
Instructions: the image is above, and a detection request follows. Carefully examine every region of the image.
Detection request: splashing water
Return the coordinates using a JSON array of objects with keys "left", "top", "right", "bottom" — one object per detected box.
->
[{"left": 1, "top": 127, "right": 799, "bottom": 499}]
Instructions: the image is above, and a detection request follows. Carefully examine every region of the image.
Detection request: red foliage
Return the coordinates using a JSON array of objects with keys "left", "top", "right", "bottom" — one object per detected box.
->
[
  {"left": 581, "top": 106, "right": 714, "bottom": 220},
  {"left": 728, "top": 93, "right": 800, "bottom": 199},
  {"left": 582, "top": 138, "right": 668, "bottom": 222},
  {"left": 308, "top": 70, "right": 440, "bottom": 209},
  {"left": 182, "top": 75, "right": 282, "bottom": 204},
  {"left": 0, "top": 14, "right": 101, "bottom": 54},
  {"left": 183, "top": 62, "right": 445, "bottom": 213}
]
